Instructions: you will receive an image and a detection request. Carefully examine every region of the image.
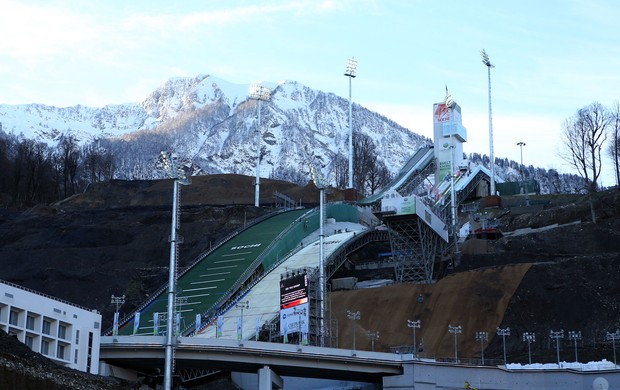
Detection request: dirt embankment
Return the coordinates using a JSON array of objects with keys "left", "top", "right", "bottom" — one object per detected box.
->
[
  {"left": 331, "top": 264, "right": 531, "bottom": 358},
  {"left": 331, "top": 188, "right": 620, "bottom": 363}
]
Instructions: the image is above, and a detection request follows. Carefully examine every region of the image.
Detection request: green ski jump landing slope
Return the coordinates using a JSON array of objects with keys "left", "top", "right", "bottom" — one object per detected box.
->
[{"left": 118, "top": 204, "right": 359, "bottom": 336}]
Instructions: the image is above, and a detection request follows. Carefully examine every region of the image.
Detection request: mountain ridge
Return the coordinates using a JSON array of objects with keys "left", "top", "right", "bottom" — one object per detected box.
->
[{"left": 0, "top": 74, "right": 583, "bottom": 194}]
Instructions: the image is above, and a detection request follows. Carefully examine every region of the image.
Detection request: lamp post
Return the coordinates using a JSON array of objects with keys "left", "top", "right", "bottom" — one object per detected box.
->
[
  {"left": 496, "top": 327, "right": 511, "bottom": 366},
  {"left": 310, "top": 162, "right": 327, "bottom": 346},
  {"left": 444, "top": 92, "right": 459, "bottom": 254},
  {"left": 344, "top": 57, "right": 357, "bottom": 190},
  {"left": 550, "top": 329, "right": 564, "bottom": 366},
  {"left": 110, "top": 294, "right": 125, "bottom": 336},
  {"left": 367, "top": 331, "right": 380, "bottom": 352},
  {"left": 249, "top": 83, "right": 272, "bottom": 207},
  {"left": 481, "top": 49, "right": 496, "bottom": 196},
  {"left": 347, "top": 310, "right": 361, "bottom": 354},
  {"left": 606, "top": 330, "right": 620, "bottom": 366},
  {"left": 236, "top": 301, "right": 249, "bottom": 342},
  {"left": 448, "top": 325, "right": 462, "bottom": 362},
  {"left": 568, "top": 331, "right": 581, "bottom": 362},
  {"left": 517, "top": 141, "right": 529, "bottom": 205},
  {"left": 475, "top": 331, "right": 489, "bottom": 365},
  {"left": 522, "top": 332, "right": 536, "bottom": 365},
  {"left": 407, "top": 319, "right": 421, "bottom": 356},
  {"left": 159, "top": 151, "right": 190, "bottom": 390}
]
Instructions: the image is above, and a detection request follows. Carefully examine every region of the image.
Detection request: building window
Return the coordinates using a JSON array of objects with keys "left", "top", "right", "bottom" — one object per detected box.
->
[
  {"left": 56, "top": 344, "right": 65, "bottom": 360},
  {"left": 42, "top": 319, "right": 51, "bottom": 335},
  {"left": 26, "top": 315, "right": 35, "bottom": 330},
  {"left": 74, "top": 349, "right": 78, "bottom": 364},
  {"left": 9, "top": 310, "right": 18, "bottom": 326},
  {"left": 25, "top": 335, "right": 34, "bottom": 350},
  {"left": 41, "top": 340, "right": 50, "bottom": 355},
  {"left": 58, "top": 324, "right": 67, "bottom": 340},
  {"left": 75, "top": 329, "right": 80, "bottom": 345}
]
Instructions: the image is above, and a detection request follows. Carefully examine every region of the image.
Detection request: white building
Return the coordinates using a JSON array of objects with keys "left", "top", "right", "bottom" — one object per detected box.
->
[{"left": 0, "top": 279, "right": 102, "bottom": 374}]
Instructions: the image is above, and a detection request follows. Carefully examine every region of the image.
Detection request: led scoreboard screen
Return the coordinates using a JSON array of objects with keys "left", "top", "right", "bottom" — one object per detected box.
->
[{"left": 280, "top": 273, "right": 309, "bottom": 309}]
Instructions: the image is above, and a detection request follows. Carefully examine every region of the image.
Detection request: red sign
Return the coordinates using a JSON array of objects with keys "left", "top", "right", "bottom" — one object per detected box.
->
[{"left": 434, "top": 103, "right": 450, "bottom": 123}]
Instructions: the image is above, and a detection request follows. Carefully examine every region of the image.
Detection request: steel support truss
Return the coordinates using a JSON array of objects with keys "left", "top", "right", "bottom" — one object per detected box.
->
[
  {"left": 307, "top": 229, "right": 388, "bottom": 347},
  {"left": 384, "top": 214, "right": 443, "bottom": 284},
  {"left": 175, "top": 368, "right": 220, "bottom": 384}
]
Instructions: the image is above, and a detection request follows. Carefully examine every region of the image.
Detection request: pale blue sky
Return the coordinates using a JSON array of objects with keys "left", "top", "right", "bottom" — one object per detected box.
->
[{"left": 1, "top": 0, "right": 619, "bottom": 184}]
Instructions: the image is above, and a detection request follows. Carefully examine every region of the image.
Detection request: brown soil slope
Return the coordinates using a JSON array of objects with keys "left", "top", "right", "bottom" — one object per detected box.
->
[{"left": 332, "top": 264, "right": 531, "bottom": 358}]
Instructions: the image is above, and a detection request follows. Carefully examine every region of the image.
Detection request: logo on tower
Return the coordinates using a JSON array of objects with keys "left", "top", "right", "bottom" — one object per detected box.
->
[{"left": 434, "top": 103, "right": 450, "bottom": 123}]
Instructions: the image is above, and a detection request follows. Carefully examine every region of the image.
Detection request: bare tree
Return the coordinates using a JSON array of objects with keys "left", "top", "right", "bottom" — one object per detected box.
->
[
  {"left": 57, "top": 135, "right": 81, "bottom": 198},
  {"left": 365, "top": 159, "right": 392, "bottom": 195},
  {"left": 607, "top": 101, "right": 620, "bottom": 186},
  {"left": 561, "top": 102, "right": 609, "bottom": 193},
  {"left": 331, "top": 153, "right": 348, "bottom": 189},
  {"left": 82, "top": 141, "right": 117, "bottom": 183},
  {"left": 353, "top": 132, "right": 376, "bottom": 195},
  {"left": 560, "top": 102, "right": 609, "bottom": 222}
]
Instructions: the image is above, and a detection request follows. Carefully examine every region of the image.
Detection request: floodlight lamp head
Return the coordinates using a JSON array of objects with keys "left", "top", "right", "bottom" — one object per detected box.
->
[
  {"left": 344, "top": 57, "right": 358, "bottom": 77},
  {"left": 249, "top": 83, "right": 272, "bottom": 101},
  {"left": 481, "top": 49, "right": 494, "bottom": 68},
  {"left": 309, "top": 162, "right": 326, "bottom": 189}
]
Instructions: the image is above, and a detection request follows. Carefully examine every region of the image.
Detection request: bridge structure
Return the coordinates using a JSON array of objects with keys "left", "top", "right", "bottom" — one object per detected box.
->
[
  {"left": 100, "top": 336, "right": 620, "bottom": 390},
  {"left": 100, "top": 336, "right": 403, "bottom": 386}
]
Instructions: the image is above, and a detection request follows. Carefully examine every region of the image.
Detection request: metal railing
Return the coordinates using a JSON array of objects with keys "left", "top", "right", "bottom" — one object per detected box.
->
[{"left": 0, "top": 279, "right": 95, "bottom": 312}]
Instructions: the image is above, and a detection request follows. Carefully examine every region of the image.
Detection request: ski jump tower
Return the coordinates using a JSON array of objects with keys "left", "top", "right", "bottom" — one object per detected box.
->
[
  {"left": 379, "top": 98, "right": 468, "bottom": 283},
  {"left": 432, "top": 100, "right": 467, "bottom": 187}
]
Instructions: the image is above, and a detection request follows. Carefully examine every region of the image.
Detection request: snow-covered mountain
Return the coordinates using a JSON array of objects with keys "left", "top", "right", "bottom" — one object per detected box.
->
[
  {"left": 0, "top": 74, "right": 428, "bottom": 184},
  {"left": 0, "top": 74, "right": 583, "bottom": 193}
]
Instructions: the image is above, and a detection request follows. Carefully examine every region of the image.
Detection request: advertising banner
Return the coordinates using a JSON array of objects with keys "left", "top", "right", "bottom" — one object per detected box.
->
[{"left": 280, "top": 273, "right": 309, "bottom": 309}]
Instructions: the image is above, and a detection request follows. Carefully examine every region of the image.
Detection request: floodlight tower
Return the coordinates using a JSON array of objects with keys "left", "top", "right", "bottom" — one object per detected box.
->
[
  {"left": 367, "top": 330, "right": 380, "bottom": 352},
  {"left": 159, "top": 151, "right": 190, "bottom": 390},
  {"left": 517, "top": 142, "right": 529, "bottom": 205},
  {"left": 522, "top": 332, "right": 536, "bottom": 364},
  {"left": 249, "top": 83, "right": 272, "bottom": 207},
  {"left": 568, "top": 330, "right": 582, "bottom": 362},
  {"left": 496, "top": 327, "right": 511, "bottom": 366},
  {"left": 347, "top": 310, "right": 361, "bottom": 354},
  {"left": 407, "top": 319, "right": 421, "bottom": 356},
  {"left": 550, "top": 329, "right": 565, "bottom": 366},
  {"left": 606, "top": 329, "right": 620, "bottom": 366},
  {"left": 310, "top": 162, "right": 327, "bottom": 347},
  {"left": 344, "top": 57, "right": 357, "bottom": 189},
  {"left": 475, "top": 331, "right": 489, "bottom": 365},
  {"left": 448, "top": 325, "right": 462, "bottom": 362},
  {"left": 110, "top": 294, "right": 125, "bottom": 336},
  {"left": 481, "top": 49, "right": 496, "bottom": 196}
]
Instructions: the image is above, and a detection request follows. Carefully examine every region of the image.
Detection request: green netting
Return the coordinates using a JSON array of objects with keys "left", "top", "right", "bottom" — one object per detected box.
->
[
  {"left": 260, "top": 203, "right": 360, "bottom": 270},
  {"left": 496, "top": 180, "right": 540, "bottom": 196}
]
